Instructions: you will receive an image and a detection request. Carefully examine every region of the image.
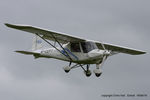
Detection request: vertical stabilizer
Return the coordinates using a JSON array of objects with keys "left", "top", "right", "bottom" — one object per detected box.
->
[{"left": 32, "top": 35, "right": 43, "bottom": 51}]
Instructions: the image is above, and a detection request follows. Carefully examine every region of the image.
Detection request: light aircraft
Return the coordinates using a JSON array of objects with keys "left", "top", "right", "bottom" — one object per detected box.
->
[{"left": 5, "top": 23, "right": 146, "bottom": 77}]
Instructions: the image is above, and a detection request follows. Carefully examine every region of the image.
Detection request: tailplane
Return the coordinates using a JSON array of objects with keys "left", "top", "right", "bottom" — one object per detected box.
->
[{"left": 15, "top": 35, "right": 44, "bottom": 59}]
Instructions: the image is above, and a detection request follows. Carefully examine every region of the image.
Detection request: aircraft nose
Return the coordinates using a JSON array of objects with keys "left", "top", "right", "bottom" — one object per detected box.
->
[
  {"left": 103, "top": 50, "right": 111, "bottom": 56},
  {"left": 88, "top": 49, "right": 103, "bottom": 58}
]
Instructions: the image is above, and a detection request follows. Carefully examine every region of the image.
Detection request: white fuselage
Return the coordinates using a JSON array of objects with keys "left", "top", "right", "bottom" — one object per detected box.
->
[{"left": 34, "top": 47, "right": 106, "bottom": 64}]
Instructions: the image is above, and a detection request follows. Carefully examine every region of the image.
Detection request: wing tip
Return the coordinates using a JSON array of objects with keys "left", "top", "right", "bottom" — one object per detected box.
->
[
  {"left": 4, "top": 23, "right": 17, "bottom": 28},
  {"left": 15, "top": 50, "right": 26, "bottom": 54},
  {"left": 4, "top": 23, "right": 10, "bottom": 27},
  {"left": 15, "top": 50, "right": 22, "bottom": 53},
  {"left": 140, "top": 51, "right": 146, "bottom": 54},
  {"left": 4, "top": 23, "right": 30, "bottom": 30},
  {"left": 133, "top": 51, "right": 146, "bottom": 55}
]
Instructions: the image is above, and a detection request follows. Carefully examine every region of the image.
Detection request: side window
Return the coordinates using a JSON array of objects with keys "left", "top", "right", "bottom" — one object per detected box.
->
[
  {"left": 71, "top": 43, "right": 81, "bottom": 52},
  {"left": 81, "top": 42, "right": 88, "bottom": 53}
]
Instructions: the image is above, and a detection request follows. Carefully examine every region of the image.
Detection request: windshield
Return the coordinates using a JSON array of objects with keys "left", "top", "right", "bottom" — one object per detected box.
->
[{"left": 81, "top": 42, "right": 98, "bottom": 53}]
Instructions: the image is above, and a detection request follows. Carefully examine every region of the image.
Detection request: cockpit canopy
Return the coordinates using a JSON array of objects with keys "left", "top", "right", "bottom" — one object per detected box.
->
[{"left": 70, "top": 42, "right": 98, "bottom": 53}]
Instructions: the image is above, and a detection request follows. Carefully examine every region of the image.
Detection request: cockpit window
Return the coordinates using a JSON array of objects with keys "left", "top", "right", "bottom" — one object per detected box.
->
[
  {"left": 81, "top": 42, "right": 97, "bottom": 53},
  {"left": 71, "top": 43, "right": 81, "bottom": 52}
]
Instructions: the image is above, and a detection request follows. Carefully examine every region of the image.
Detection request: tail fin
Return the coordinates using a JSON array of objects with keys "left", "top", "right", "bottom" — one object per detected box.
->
[{"left": 32, "top": 35, "right": 43, "bottom": 51}]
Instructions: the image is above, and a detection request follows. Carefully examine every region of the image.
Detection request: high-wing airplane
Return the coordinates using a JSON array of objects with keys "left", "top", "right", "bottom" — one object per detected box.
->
[{"left": 5, "top": 23, "right": 146, "bottom": 77}]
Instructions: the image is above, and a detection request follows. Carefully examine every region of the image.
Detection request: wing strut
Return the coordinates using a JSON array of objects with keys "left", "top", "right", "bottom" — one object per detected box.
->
[
  {"left": 49, "top": 32, "right": 73, "bottom": 61},
  {"left": 35, "top": 34, "right": 73, "bottom": 62}
]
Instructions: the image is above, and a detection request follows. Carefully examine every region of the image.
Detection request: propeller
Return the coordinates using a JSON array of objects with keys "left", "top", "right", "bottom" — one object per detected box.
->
[
  {"left": 94, "top": 43, "right": 112, "bottom": 73},
  {"left": 100, "top": 43, "right": 111, "bottom": 62}
]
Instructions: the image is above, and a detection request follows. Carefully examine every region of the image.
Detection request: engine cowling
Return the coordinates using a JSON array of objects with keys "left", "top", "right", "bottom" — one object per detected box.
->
[{"left": 88, "top": 49, "right": 103, "bottom": 58}]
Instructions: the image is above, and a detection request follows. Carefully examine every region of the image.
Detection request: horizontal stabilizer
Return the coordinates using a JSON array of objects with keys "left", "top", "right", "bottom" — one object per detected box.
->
[
  {"left": 15, "top": 50, "right": 39, "bottom": 55},
  {"left": 15, "top": 50, "right": 51, "bottom": 58}
]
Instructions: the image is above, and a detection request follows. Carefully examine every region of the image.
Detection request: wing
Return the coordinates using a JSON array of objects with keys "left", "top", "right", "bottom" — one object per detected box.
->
[
  {"left": 5, "top": 23, "right": 85, "bottom": 43},
  {"left": 5, "top": 23, "right": 146, "bottom": 55},
  {"left": 95, "top": 42, "right": 146, "bottom": 55}
]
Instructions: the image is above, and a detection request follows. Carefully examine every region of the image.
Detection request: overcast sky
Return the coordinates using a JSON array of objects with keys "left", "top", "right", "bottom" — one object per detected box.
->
[{"left": 0, "top": 0, "right": 150, "bottom": 100}]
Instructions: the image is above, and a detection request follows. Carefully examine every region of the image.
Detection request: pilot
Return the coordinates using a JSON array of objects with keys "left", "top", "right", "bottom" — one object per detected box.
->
[
  {"left": 86, "top": 43, "right": 92, "bottom": 52},
  {"left": 71, "top": 43, "right": 80, "bottom": 52}
]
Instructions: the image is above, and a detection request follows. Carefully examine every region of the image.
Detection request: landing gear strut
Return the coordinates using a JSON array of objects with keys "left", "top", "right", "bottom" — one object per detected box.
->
[
  {"left": 83, "top": 65, "right": 91, "bottom": 77},
  {"left": 80, "top": 65, "right": 92, "bottom": 77}
]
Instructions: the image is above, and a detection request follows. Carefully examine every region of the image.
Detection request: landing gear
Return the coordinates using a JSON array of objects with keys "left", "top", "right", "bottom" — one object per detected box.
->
[
  {"left": 83, "top": 64, "right": 92, "bottom": 77},
  {"left": 95, "top": 72, "right": 102, "bottom": 77},
  {"left": 63, "top": 64, "right": 92, "bottom": 77},
  {"left": 93, "top": 64, "right": 102, "bottom": 77},
  {"left": 63, "top": 63, "right": 104, "bottom": 77},
  {"left": 93, "top": 69, "right": 102, "bottom": 77},
  {"left": 84, "top": 70, "right": 92, "bottom": 77},
  {"left": 63, "top": 66, "right": 71, "bottom": 73},
  {"left": 63, "top": 62, "right": 72, "bottom": 73}
]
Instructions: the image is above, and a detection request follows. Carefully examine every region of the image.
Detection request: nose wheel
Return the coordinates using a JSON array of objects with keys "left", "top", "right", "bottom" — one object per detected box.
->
[
  {"left": 95, "top": 72, "right": 102, "bottom": 77},
  {"left": 93, "top": 64, "right": 102, "bottom": 77}
]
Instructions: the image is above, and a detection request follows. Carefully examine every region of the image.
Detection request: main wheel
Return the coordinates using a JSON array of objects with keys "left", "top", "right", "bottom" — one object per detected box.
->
[
  {"left": 63, "top": 66, "right": 71, "bottom": 73},
  {"left": 84, "top": 70, "right": 92, "bottom": 77}
]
